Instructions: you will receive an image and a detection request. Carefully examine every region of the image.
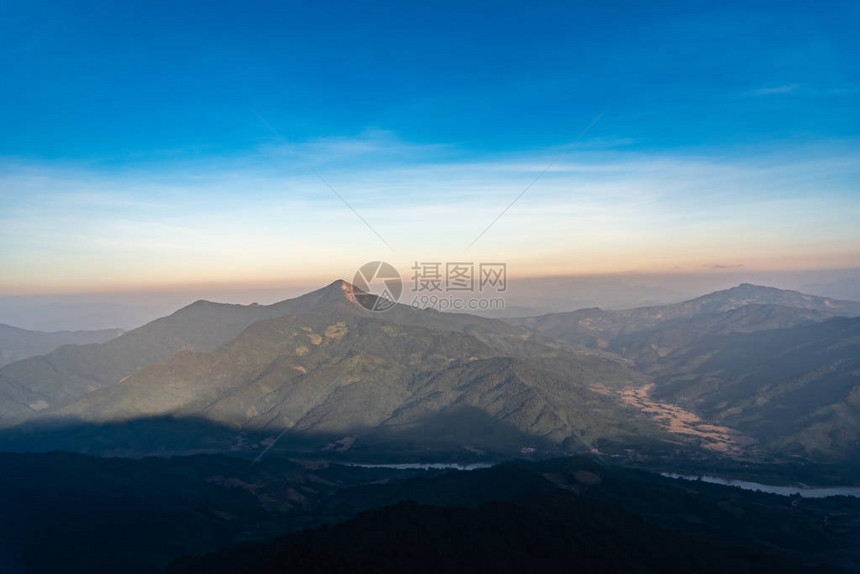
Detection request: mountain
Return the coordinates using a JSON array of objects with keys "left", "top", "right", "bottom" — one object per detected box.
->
[
  {"left": 507, "top": 284, "right": 860, "bottom": 461},
  {"left": 0, "top": 280, "right": 562, "bottom": 427},
  {"left": 5, "top": 280, "right": 859, "bottom": 462},
  {"left": 0, "top": 282, "right": 371, "bottom": 424},
  {"left": 609, "top": 303, "right": 832, "bottom": 367},
  {"left": 0, "top": 324, "right": 123, "bottom": 368},
  {"left": 511, "top": 283, "right": 860, "bottom": 347},
  {"left": 28, "top": 292, "right": 665, "bottom": 456},
  {"left": 647, "top": 316, "right": 860, "bottom": 460}
]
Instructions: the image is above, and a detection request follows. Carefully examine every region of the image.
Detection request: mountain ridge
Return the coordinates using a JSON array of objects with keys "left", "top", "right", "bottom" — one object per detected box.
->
[
  {"left": 510, "top": 283, "right": 860, "bottom": 346},
  {"left": 0, "top": 323, "right": 123, "bottom": 368},
  {"left": 3, "top": 280, "right": 860, "bottom": 462},
  {"left": 28, "top": 303, "right": 661, "bottom": 455},
  {"left": 0, "top": 281, "right": 363, "bottom": 424}
]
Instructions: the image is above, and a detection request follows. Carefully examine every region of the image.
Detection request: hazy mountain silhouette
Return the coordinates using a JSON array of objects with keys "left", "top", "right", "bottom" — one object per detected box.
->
[
  {"left": 512, "top": 283, "right": 860, "bottom": 347},
  {"left": 0, "top": 323, "right": 122, "bottom": 368}
]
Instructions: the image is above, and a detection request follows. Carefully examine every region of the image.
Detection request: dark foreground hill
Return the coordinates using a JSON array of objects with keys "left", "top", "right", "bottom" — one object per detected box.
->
[
  {"left": 166, "top": 456, "right": 860, "bottom": 574},
  {"left": 1, "top": 452, "right": 858, "bottom": 574}
]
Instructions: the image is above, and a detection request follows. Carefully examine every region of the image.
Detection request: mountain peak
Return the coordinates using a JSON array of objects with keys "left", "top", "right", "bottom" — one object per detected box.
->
[
  {"left": 696, "top": 283, "right": 789, "bottom": 302},
  {"left": 734, "top": 283, "right": 778, "bottom": 292},
  {"left": 318, "top": 279, "right": 359, "bottom": 302},
  {"left": 687, "top": 283, "right": 860, "bottom": 316},
  {"left": 265, "top": 279, "right": 362, "bottom": 314}
]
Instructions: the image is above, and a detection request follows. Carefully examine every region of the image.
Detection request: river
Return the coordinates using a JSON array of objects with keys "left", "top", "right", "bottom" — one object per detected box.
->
[
  {"left": 662, "top": 473, "right": 860, "bottom": 498},
  {"left": 346, "top": 462, "right": 493, "bottom": 471}
]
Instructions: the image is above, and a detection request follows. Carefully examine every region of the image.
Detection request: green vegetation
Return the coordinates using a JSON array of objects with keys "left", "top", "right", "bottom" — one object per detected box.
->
[{"left": 2, "top": 281, "right": 859, "bottom": 462}]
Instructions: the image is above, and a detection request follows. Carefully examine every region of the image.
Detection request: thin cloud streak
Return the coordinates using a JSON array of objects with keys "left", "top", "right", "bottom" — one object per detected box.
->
[{"left": 752, "top": 84, "right": 799, "bottom": 96}]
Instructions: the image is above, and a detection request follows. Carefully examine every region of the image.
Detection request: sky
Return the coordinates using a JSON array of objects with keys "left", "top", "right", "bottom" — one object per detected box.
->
[{"left": 1, "top": 0, "right": 859, "bottom": 296}]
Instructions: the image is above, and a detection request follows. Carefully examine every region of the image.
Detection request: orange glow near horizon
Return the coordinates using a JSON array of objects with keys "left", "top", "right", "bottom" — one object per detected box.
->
[{"left": 3, "top": 252, "right": 859, "bottom": 297}]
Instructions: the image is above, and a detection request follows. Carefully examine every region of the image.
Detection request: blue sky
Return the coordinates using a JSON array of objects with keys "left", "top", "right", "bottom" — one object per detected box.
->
[{"left": 1, "top": 0, "right": 859, "bottom": 293}]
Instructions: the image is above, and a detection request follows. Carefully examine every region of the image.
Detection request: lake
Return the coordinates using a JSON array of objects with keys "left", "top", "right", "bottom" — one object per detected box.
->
[
  {"left": 662, "top": 473, "right": 860, "bottom": 498},
  {"left": 346, "top": 462, "right": 493, "bottom": 471}
]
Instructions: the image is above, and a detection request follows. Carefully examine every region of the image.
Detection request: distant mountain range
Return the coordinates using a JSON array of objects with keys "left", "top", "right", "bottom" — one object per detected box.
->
[
  {"left": 512, "top": 283, "right": 860, "bottom": 347},
  {"left": 0, "top": 324, "right": 122, "bottom": 368},
  {"left": 1, "top": 281, "right": 859, "bottom": 462}
]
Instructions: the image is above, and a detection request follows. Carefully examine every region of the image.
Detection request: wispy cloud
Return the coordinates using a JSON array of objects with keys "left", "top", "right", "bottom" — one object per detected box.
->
[{"left": 751, "top": 84, "right": 799, "bottom": 96}]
